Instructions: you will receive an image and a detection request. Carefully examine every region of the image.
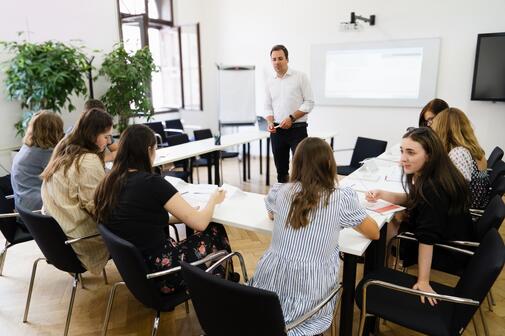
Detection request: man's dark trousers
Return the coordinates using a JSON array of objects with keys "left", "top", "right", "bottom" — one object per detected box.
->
[{"left": 270, "top": 124, "right": 308, "bottom": 183}]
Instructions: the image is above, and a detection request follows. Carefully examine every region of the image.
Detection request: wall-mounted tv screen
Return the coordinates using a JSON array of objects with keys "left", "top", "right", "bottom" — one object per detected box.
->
[{"left": 471, "top": 32, "right": 505, "bottom": 101}]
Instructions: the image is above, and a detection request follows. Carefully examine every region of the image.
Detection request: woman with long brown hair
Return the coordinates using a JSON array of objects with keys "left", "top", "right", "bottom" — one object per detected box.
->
[
  {"left": 94, "top": 124, "right": 232, "bottom": 295},
  {"left": 41, "top": 108, "right": 113, "bottom": 274},
  {"left": 366, "top": 127, "right": 473, "bottom": 305},
  {"left": 250, "top": 137, "right": 379, "bottom": 336},
  {"left": 431, "top": 107, "right": 490, "bottom": 208},
  {"left": 418, "top": 98, "right": 449, "bottom": 127},
  {"left": 11, "top": 110, "right": 64, "bottom": 211}
]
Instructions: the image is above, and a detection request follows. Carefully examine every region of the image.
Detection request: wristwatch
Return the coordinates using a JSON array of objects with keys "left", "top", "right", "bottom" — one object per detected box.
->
[{"left": 289, "top": 114, "right": 296, "bottom": 122}]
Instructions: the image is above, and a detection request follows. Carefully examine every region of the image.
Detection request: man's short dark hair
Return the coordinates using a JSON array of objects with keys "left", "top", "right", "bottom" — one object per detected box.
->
[
  {"left": 270, "top": 45, "right": 289, "bottom": 60},
  {"left": 84, "top": 99, "right": 106, "bottom": 111}
]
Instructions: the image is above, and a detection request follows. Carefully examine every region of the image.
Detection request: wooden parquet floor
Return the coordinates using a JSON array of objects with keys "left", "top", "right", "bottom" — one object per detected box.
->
[{"left": 1, "top": 157, "right": 504, "bottom": 335}]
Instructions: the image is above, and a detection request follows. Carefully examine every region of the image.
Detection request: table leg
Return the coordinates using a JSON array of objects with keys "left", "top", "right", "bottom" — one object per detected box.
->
[
  {"left": 340, "top": 253, "right": 357, "bottom": 336},
  {"left": 266, "top": 138, "right": 271, "bottom": 186},
  {"left": 331, "top": 137, "right": 334, "bottom": 150},
  {"left": 242, "top": 144, "right": 247, "bottom": 182},
  {"left": 214, "top": 151, "right": 220, "bottom": 185},
  {"left": 207, "top": 156, "right": 212, "bottom": 185},
  {"left": 259, "top": 139, "right": 263, "bottom": 175},
  {"left": 247, "top": 143, "right": 251, "bottom": 180}
]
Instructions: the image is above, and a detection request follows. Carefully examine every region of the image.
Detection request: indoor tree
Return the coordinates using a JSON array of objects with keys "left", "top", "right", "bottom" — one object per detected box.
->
[
  {"left": 1, "top": 39, "right": 90, "bottom": 136},
  {"left": 99, "top": 44, "right": 157, "bottom": 133}
]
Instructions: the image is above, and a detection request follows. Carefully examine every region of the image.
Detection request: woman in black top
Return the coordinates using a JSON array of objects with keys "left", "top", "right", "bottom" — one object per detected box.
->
[
  {"left": 94, "top": 124, "right": 231, "bottom": 294},
  {"left": 366, "top": 127, "right": 473, "bottom": 305}
]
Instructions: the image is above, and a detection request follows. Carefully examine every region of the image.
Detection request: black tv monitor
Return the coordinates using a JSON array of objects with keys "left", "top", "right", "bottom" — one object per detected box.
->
[{"left": 471, "top": 32, "right": 505, "bottom": 101}]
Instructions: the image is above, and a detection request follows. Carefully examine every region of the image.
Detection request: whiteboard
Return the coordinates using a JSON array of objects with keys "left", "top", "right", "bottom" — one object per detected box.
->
[
  {"left": 217, "top": 65, "right": 256, "bottom": 125},
  {"left": 311, "top": 38, "right": 440, "bottom": 107}
]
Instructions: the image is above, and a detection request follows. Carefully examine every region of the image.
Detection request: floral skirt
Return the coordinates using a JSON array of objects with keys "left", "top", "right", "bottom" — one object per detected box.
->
[{"left": 144, "top": 222, "right": 231, "bottom": 295}]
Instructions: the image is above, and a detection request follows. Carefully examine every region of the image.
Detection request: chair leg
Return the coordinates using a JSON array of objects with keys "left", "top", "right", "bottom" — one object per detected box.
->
[
  {"left": 479, "top": 306, "right": 490, "bottom": 336},
  {"left": 102, "top": 268, "right": 108, "bottom": 285},
  {"left": 185, "top": 300, "right": 189, "bottom": 314},
  {"left": 488, "top": 290, "right": 496, "bottom": 306},
  {"left": 78, "top": 273, "right": 85, "bottom": 289},
  {"left": 472, "top": 316, "right": 480, "bottom": 336},
  {"left": 23, "top": 257, "right": 46, "bottom": 322},
  {"left": 151, "top": 311, "right": 161, "bottom": 336},
  {"left": 101, "top": 281, "right": 125, "bottom": 336},
  {"left": 0, "top": 241, "right": 9, "bottom": 276},
  {"left": 63, "top": 273, "right": 79, "bottom": 336},
  {"left": 486, "top": 294, "right": 493, "bottom": 312}
]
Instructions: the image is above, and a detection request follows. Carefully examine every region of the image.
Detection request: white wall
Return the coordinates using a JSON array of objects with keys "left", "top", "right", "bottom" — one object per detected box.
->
[
  {"left": 179, "top": 0, "right": 505, "bottom": 159},
  {"left": 0, "top": 0, "right": 119, "bottom": 172}
]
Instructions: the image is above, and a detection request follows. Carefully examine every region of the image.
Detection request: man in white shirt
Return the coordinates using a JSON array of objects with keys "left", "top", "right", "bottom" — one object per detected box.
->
[{"left": 264, "top": 45, "right": 314, "bottom": 183}]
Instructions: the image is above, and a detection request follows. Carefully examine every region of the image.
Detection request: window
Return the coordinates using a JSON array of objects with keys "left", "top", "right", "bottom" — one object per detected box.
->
[{"left": 117, "top": 0, "right": 203, "bottom": 112}]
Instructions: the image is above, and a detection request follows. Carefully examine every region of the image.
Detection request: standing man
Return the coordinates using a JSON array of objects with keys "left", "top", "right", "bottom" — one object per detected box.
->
[{"left": 265, "top": 45, "right": 314, "bottom": 183}]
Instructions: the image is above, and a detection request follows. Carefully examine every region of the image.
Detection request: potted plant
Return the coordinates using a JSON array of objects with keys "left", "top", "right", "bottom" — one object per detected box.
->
[
  {"left": 1, "top": 39, "right": 90, "bottom": 136},
  {"left": 98, "top": 44, "right": 157, "bottom": 133}
]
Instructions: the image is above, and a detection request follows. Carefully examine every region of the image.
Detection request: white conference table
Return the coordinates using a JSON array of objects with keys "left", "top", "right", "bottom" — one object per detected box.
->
[
  {"left": 155, "top": 130, "right": 338, "bottom": 186},
  {"left": 207, "top": 146, "right": 402, "bottom": 336}
]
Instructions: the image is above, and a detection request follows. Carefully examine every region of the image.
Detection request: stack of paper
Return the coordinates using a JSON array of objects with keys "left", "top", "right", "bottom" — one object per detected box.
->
[{"left": 363, "top": 199, "right": 405, "bottom": 215}]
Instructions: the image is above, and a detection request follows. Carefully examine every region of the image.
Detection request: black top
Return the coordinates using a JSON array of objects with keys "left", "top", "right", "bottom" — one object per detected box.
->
[
  {"left": 407, "top": 184, "right": 473, "bottom": 245},
  {"left": 104, "top": 171, "right": 178, "bottom": 255}
]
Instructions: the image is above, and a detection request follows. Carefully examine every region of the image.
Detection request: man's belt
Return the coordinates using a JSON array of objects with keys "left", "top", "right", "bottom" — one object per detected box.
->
[{"left": 273, "top": 122, "right": 308, "bottom": 129}]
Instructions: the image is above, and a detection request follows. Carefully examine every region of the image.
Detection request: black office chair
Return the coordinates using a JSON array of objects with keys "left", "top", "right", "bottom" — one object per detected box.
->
[
  {"left": 0, "top": 174, "right": 33, "bottom": 276},
  {"left": 165, "top": 133, "right": 194, "bottom": 183},
  {"left": 487, "top": 146, "right": 503, "bottom": 169},
  {"left": 181, "top": 253, "right": 342, "bottom": 336},
  {"left": 98, "top": 224, "right": 227, "bottom": 336},
  {"left": 336, "top": 137, "right": 387, "bottom": 176},
  {"left": 16, "top": 205, "right": 96, "bottom": 336},
  {"left": 489, "top": 160, "right": 505, "bottom": 184},
  {"left": 356, "top": 228, "right": 505, "bottom": 336},
  {"left": 144, "top": 121, "right": 169, "bottom": 147},
  {"left": 490, "top": 174, "right": 505, "bottom": 198},
  {"left": 164, "top": 119, "right": 185, "bottom": 138}
]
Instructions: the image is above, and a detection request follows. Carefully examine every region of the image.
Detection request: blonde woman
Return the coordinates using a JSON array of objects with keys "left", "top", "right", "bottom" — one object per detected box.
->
[
  {"left": 41, "top": 108, "right": 113, "bottom": 274},
  {"left": 11, "top": 110, "right": 64, "bottom": 211},
  {"left": 431, "top": 107, "right": 490, "bottom": 208}
]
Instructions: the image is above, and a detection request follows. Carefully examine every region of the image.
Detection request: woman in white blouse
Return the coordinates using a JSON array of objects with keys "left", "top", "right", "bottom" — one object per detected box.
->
[
  {"left": 249, "top": 137, "right": 379, "bottom": 336},
  {"left": 431, "top": 107, "right": 490, "bottom": 209}
]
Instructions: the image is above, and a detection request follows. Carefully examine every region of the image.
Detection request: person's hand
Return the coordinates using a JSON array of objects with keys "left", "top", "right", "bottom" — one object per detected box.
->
[
  {"left": 365, "top": 189, "right": 382, "bottom": 202},
  {"left": 279, "top": 117, "right": 293, "bottom": 129},
  {"left": 413, "top": 281, "right": 438, "bottom": 306},
  {"left": 211, "top": 189, "right": 226, "bottom": 204},
  {"left": 267, "top": 122, "right": 277, "bottom": 133}
]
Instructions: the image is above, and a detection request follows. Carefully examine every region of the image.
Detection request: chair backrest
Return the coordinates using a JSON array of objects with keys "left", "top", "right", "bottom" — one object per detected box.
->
[
  {"left": 144, "top": 122, "right": 167, "bottom": 143},
  {"left": 487, "top": 146, "right": 504, "bottom": 168},
  {"left": 490, "top": 174, "right": 505, "bottom": 198},
  {"left": 98, "top": 224, "right": 163, "bottom": 309},
  {"left": 165, "top": 119, "right": 184, "bottom": 131},
  {"left": 452, "top": 229, "right": 505, "bottom": 334},
  {"left": 474, "top": 195, "right": 505, "bottom": 240},
  {"left": 350, "top": 137, "right": 388, "bottom": 168},
  {"left": 180, "top": 262, "right": 287, "bottom": 336},
  {"left": 0, "top": 174, "right": 18, "bottom": 242},
  {"left": 489, "top": 160, "right": 505, "bottom": 184},
  {"left": 193, "top": 129, "right": 213, "bottom": 141},
  {"left": 17, "top": 205, "right": 86, "bottom": 274},
  {"left": 166, "top": 133, "right": 190, "bottom": 146}
]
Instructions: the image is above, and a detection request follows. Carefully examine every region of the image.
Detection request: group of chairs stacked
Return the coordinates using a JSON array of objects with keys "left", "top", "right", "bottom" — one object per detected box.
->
[
  {"left": 0, "top": 146, "right": 504, "bottom": 336},
  {"left": 143, "top": 119, "right": 239, "bottom": 184}
]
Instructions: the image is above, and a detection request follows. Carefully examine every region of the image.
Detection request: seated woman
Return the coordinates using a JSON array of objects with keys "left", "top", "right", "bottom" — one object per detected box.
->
[
  {"left": 418, "top": 98, "right": 449, "bottom": 127},
  {"left": 366, "top": 127, "right": 473, "bottom": 305},
  {"left": 41, "top": 108, "right": 113, "bottom": 275},
  {"left": 94, "top": 124, "right": 231, "bottom": 295},
  {"left": 431, "top": 107, "right": 490, "bottom": 209},
  {"left": 249, "top": 137, "right": 379, "bottom": 336},
  {"left": 11, "top": 110, "right": 64, "bottom": 211}
]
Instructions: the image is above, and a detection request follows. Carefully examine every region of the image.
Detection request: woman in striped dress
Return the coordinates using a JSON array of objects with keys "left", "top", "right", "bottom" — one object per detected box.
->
[{"left": 249, "top": 137, "right": 379, "bottom": 336}]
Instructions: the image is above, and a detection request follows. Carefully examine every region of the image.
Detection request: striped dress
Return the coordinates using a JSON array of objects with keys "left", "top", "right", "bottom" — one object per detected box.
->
[{"left": 249, "top": 183, "right": 367, "bottom": 336}]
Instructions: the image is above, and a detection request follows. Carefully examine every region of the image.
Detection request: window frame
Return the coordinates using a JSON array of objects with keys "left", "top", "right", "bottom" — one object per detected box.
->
[{"left": 116, "top": 0, "right": 203, "bottom": 113}]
